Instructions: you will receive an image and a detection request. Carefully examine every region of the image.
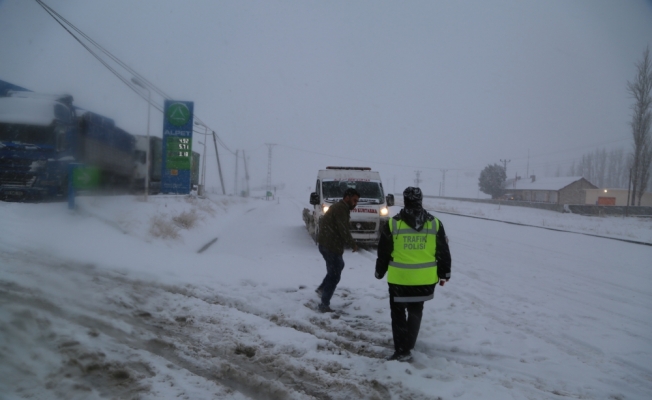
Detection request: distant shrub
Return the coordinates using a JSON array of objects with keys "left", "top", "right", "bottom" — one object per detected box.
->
[
  {"left": 197, "top": 202, "right": 216, "bottom": 216},
  {"left": 150, "top": 216, "right": 179, "bottom": 239},
  {"left": 186, "top": 197, "right": 217, "bottom": 216},
  {"left": 173, "top": 210, "right": 198, "bottom": 229}
]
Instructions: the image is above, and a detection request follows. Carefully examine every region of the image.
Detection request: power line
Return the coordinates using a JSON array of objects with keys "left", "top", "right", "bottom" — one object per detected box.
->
[
  {"left": 34, "top": 0, "right": 163, "bottom": 112},
  {"left": 36, "top": 0, "right": 171, "bottom": 100},
  {"left": 35, "top": 0, "right": 236, "bottom": 155}
]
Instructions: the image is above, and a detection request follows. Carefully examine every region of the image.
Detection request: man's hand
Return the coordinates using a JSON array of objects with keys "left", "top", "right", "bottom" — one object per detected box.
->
[
  {"left": 439, "top": 279, "right": 449, "bottom": 286},
  {"left": 375, "top": 271, "right": 384, "bottom": 280}
]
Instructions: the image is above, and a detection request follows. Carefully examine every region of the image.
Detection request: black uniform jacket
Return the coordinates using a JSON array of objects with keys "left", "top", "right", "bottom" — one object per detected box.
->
[{"left": 375, "top": 209, "right": 452, "bottom": 300}]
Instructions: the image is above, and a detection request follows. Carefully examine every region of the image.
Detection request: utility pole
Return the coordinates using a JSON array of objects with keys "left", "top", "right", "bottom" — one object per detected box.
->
[
  {"left": 440, "top": 169, "right": 448, "bottom": 197},
  {"left": 201, "top": 131, "right": 207, "bottom": 194},
  {"left": 234, "top": 149, "right": 239, "bottom": 196},
  {"left": 414, "top": 170, "right": 422, "bottom": 188},
  {"left": 265, "top": 143, "right": 276, "bottom": 200},
  {"left": 211, "top": 131, "right": 226, "bottom": 195},
  {"left": 242, "top": 149, "right": 250, "bottom": 197},
  {"left": 500, "top": 159, "right": 511, "bottom": 176}
]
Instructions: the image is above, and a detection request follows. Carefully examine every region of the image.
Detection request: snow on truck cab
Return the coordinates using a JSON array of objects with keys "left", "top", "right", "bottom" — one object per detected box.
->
[{"left": 303, "top": 166, "right": 395, "bottom": 245}]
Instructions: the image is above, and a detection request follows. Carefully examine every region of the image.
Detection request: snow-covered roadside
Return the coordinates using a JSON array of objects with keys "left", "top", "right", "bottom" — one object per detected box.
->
[
  {"left": 1, "top": 193, "right": 651, "bottom": 399},
  {"left": 423, "top": 198, "right": 652, "bottom": 243}
]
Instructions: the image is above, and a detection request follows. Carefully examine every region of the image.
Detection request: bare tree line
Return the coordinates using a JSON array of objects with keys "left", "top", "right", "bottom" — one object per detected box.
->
[
  {"left": 565, "top": 148, "right": 634, "bottom": 189},
  {"left": 557, "top": 47, "right": 652, "bottom": 206}
]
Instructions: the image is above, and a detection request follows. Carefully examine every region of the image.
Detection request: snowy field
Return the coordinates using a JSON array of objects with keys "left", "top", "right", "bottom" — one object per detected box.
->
[{"left": 0, "top": 192, "right": 650, "bottom": 399}]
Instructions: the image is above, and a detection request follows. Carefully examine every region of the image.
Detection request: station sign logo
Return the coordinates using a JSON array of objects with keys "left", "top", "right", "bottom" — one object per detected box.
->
[{"left": 166, "top": 102, "right": 191, "bottom": 127}]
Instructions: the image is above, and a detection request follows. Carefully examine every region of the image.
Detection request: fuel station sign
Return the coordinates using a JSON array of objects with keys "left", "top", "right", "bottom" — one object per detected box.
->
[{"left": 161, "top": 100, "right": 193, "bottom": 194}]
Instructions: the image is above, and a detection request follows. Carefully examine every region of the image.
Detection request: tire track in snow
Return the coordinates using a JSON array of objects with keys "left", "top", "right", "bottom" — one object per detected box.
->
[{"left": 1, "top": 251, "right": 437, "bottom": 400}]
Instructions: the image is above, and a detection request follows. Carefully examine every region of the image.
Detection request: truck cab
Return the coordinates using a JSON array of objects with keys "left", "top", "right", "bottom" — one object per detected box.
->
[
  {"left": 0, "top": 94, "right": 76, "bottom": 200},
  {"left": 303, "top": 166, "right": 394, "bottom": 245},
  {"left": 0, "top": 87, "right": 136, "bottom": 201}
]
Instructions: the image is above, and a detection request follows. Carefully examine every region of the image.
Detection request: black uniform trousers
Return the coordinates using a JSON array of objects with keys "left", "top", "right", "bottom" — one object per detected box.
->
[{"left": 389, "top": 295, "right": 424, "bottom": 353}]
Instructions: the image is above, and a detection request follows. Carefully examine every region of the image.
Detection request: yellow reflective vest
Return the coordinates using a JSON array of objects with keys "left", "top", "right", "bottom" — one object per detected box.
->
[{"left": 387, "top": 217, "right": 439, "bottom": 286}]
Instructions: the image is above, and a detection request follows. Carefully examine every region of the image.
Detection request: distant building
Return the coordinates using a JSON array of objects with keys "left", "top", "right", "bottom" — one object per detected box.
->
[
  {"left": 584, "top": 188, "right": 652, "bottom": 206},
  {"left": 503, "top": 176, "right": 597, "bottom": 205}
]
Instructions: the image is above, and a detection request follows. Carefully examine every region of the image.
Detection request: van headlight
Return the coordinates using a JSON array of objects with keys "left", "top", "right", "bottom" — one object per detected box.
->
[
  {"left": 322, "top": 204, "right": 330, "bottom": 213},
  {"left": 380, "top": 207, "right": 389, "bottom": 216}
]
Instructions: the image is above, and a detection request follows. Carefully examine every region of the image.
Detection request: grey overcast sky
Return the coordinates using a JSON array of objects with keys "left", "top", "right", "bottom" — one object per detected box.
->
[{"left": 1, "top": 0, "right": 651, "bottom": 196}]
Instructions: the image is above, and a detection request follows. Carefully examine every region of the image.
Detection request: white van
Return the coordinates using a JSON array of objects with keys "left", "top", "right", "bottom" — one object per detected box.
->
[{"left": 302, "top": 166, "right": 395, "bottom": 245}]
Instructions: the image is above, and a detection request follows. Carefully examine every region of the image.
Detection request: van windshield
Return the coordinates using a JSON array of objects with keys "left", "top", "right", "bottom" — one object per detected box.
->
[{"left": 322, "top": 180, "right": 384, "bottom": 203}]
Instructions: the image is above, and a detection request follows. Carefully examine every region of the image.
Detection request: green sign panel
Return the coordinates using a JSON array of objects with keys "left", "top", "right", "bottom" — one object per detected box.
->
[
  {"left": 162, "top": 99, "right": 193, "bottom": 194},
  {"left": 165, "top": 136, "right": 192, "bottom": 170},
  {"left": 166, "top": 103, "right": 191, "bottom": 127},
  {"left": 72, "top": 166, "right": 100, "bottom": 189}
]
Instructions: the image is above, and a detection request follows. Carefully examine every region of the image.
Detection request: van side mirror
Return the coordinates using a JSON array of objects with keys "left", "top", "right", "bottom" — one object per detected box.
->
[
  {"left": 309, "top": 192, "right": 320, "bottom": 205},
  {"left": 386, "top": 194, "right": 394, "bottom": 206}
]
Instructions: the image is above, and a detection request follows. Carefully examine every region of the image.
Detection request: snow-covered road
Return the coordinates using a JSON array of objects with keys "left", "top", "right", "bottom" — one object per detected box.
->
[{"left": 0, "top": 193, "right": 650, "bottom": 399}]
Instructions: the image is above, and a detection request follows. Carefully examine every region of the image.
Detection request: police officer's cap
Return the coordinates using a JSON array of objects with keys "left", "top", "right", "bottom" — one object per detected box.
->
[{"left": 403, "top": 187, "right": 423, "bottom": 206}]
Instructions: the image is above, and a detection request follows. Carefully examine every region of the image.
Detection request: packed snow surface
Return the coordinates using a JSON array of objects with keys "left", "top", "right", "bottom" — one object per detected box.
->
[{"left": 0, "top": 192, "right": 650, "bottom": 399}]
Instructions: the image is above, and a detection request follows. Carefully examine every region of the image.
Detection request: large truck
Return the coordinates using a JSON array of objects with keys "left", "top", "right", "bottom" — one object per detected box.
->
[
  {"left": 303, "top": 166, "right": 395, "bottom": 245},
  {"left": 0, "top": 87, "right": 135, "bottom": 201}
]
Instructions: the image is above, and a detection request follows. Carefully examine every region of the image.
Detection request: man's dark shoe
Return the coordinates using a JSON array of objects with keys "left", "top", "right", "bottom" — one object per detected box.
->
[
  {"left": 317, "top": 303, "right": 333, "bottom": 313},
  {"left": 386, "top": 350, "right": 412, "bottom": 362},
  {"left": 315, "top": 288, "right": 323, "bottom": 297}
]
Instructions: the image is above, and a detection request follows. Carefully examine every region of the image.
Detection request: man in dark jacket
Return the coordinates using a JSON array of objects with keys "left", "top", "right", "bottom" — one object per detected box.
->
[
  {"left": 375, "top": 187, "right": 451, "bottom": 362},
  {"left": 316, "top": 188, "right": 360, "bottom": 312}
]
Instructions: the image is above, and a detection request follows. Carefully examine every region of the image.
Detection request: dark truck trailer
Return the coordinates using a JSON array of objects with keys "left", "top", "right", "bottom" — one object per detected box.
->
[
  {"left": 77, "top": 111, "right": 135, "bottom": 189},
  {"left": 0, "top": 91, "right": 135, "bottom": 201}
]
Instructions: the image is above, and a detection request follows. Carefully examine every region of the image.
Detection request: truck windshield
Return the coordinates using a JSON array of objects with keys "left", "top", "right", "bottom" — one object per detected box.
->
[
  {"left": 0, "top": 122, "right": 56, "bottom": 146},
  {"left": 322, "top": 180, "right": 384, "bottom": 203}
]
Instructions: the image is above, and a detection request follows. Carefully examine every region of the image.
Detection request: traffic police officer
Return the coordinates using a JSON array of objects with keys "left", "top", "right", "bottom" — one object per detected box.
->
[{"left": 375, "top": 187, "right": 452, "bottom": 362}]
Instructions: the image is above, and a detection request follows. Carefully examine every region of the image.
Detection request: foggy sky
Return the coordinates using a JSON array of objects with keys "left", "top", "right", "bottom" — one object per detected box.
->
[{"left": 1, "top": 0, "right": 651, "bottom": 196}]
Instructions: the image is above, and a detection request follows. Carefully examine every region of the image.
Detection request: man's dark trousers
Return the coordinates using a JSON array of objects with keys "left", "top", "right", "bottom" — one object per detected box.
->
[
  {"left": 318, "top": 244, "right": 345, "bottom": 307},
  {"left": 390, "top": 295, "right": 425, "bottom": 353}
]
